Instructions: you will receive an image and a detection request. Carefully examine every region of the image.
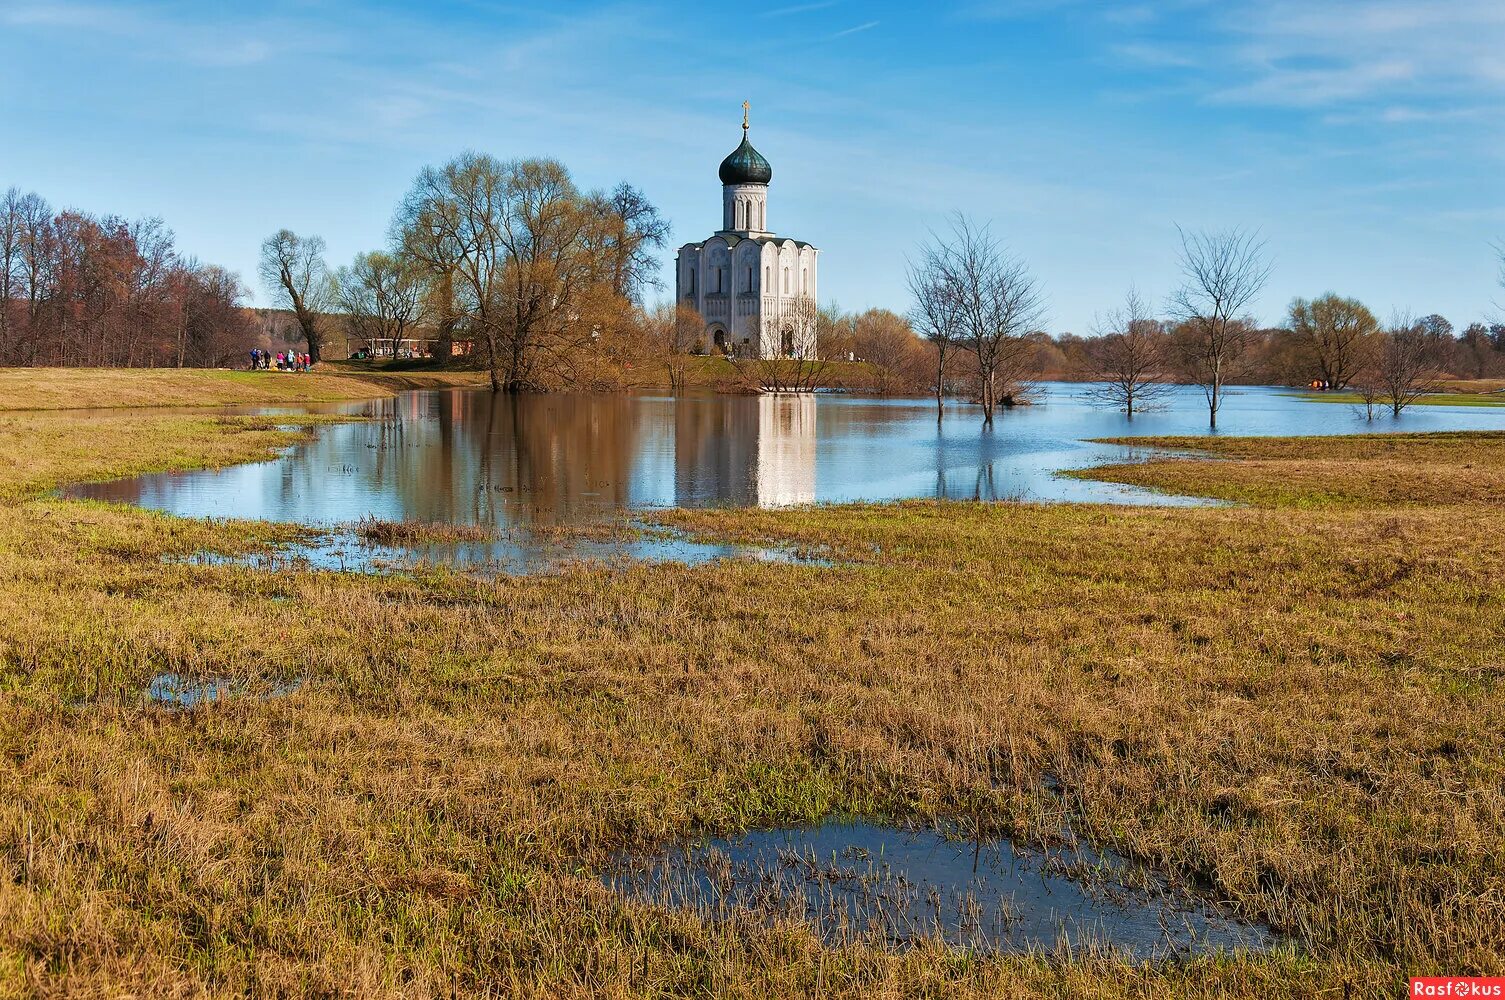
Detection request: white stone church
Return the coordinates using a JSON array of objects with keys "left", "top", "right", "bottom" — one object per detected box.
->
[{"left": 676, "top": 107, "right": 820, "bottom": 359}]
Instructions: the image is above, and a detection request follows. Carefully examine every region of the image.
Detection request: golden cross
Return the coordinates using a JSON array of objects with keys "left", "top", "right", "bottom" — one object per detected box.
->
[{"left": 742, "top": 101, "right": 750, "bottom": 130}]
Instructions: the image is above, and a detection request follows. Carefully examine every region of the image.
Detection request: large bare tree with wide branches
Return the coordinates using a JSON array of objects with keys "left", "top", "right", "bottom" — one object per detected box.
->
[
  {"left": 911, "top": 214, "right": 1045, "bottom": 425},
  {"left": 1170, "top": 226, "right": 1271, "bottom": 428}
]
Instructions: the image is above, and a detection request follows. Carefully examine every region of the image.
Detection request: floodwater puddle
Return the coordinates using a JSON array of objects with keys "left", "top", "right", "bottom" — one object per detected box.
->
[
  {"left": 175, "top": 522, "right": 828, "bottom": 578},
  {"left": 147, "top": 673, "right": 303, "bottom": 708},
  {"left": 607, "top": 819, "right": 1278, "bottom": 958}
]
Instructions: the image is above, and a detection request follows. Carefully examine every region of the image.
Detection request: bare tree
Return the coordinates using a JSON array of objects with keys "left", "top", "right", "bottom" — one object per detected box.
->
[
  {"left": 180, "top": 264, "right": 254, "bottom": 368},
  {"left": 336, "top": 251, "right": 428, "bottom": 359},
  {"left": 919, "top": 215, "right": 1045, "bottom": 425},
  {"left": 1497, "top": 240, "right": 1505, "bottom": 314},
  {"left": 0, "top": 188, "right": 24, "bottom": 363},
  {"left": 396, "top": 154, "right": 623, "bottom": 393},
  {"left": 729, "top": 296, "right": 828, "bottom": 392},
  {"left": 1084, "top": 287, "right": 1172, "bottom": 418},
  {"left": 1349, "top": 361, "right": 1384, "bottom": 420},
  {"left": 14, "top": 191, "right": 53, "bottom": 364},
  {"left": 596, "top": 182, "right": 671, "bottom": 304},
  {"left": 1377, "top": 315, "right": 1443, "bottom": 416},
  {"left": 259, "top": 229, "right": 332, "bottom": 362},
  {"left": 1288, "top": 293, "right": 1379, "bottom": 390},
  {"left": 1169, "top": 226, "right": 1271, "bottom": 428},
  {"left": 907, "top": 249, "right": 964, "bottom": 421},
  {"left": 127, "top": 217, "right": 178, "bottom": 367},
  {"left": 641, "top": 301, "right": 703, "bottom": 393},
  {"left": 850, "top": 308, "right": 925, "bottom": 395}
]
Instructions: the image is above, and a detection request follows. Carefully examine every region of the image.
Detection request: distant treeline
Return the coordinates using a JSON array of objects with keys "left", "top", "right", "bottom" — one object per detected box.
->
[
  {"left": 0, "top": 187, "right": 254, "bottom": 368},
  {"left": 819, "top": 306, "right": 1505, "bottom": 395}
]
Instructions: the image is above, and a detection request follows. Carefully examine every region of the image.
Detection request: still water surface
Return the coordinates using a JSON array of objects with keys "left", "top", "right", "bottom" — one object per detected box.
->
[
  {"left": 69, "top": 383, "right": 1505, "bottom": 570},
  {"left": 608, "top": 819, "right": 1277, "bottom": 957}
]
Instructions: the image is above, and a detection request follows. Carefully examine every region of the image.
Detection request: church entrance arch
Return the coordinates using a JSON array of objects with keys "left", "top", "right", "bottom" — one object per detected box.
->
[{"left": 711, "top": 327, "right": 729, "bottom": 354}]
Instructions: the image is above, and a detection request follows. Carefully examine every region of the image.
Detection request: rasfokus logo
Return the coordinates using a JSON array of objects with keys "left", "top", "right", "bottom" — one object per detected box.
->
[{"left": 1412, "top": 979, "right": 1505, "bottom": 997}]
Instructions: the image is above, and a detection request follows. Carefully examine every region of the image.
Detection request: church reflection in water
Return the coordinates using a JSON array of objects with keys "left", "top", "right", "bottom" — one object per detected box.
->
[
  {"left": 671, "top": 393, "right": 816, "bottom": 509},
  {"left": 755, "top": 394, "right": 817, "bottom": 507},
  {"left": 71, "top": 390, "right": 823, "bottom": 533}
]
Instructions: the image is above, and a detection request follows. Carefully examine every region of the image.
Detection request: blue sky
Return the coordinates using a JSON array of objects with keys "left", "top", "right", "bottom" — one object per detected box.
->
[{"left": 2, "top": 0, "right": 1502, "bottom": 333}]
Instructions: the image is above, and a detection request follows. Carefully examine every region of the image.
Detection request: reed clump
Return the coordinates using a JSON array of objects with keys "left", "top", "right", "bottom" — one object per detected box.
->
[{"left": 353, "top": 515, "right": 495, "bottom": 546}]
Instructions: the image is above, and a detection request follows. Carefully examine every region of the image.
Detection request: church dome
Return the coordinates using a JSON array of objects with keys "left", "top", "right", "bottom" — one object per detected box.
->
[{"left": 719, "top": 132, "right": 772, "bottom": 186}]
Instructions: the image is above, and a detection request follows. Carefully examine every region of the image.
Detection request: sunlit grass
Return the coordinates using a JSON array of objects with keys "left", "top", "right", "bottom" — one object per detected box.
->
[
  {"left": 1072, "top": 431, "right": 1505, "bottom": 508},
  {"left": 0, "top": 366, "right": 397, "bottom": 411},
  {"left": 1291, "top": 391, "right": 1505, "bottom": 407},
  {"left": 0, "top": 372, "right": 1499, "bottom": 995}
]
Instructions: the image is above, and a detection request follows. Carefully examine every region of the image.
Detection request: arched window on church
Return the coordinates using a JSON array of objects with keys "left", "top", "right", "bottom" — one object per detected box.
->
[
  {"left": 764, "top": 265, "right": 770, "bottom": 290},
  {"left": 783, "top": 267, "right": 790, "bottom": 295},
  {"left": 758, "top": 202, "right": 765, "bottom": 230},
  {"left": 801, "top": 269, "right": 807, "bottom": 294}
]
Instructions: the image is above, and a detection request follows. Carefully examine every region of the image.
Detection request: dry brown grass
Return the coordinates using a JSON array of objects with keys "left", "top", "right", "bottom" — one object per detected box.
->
[
  {"left": 0, "top": 367, "right": 397, "bottom": 411},
  {"left": 1075, "top": 431, "right": 1505, "bottom": 507},
  {"left": 1438, "top": 378, "right": 1505, "bottom": 395},
  {"left": 0, "top": 404, "right": 1500, "bottom": 996}
]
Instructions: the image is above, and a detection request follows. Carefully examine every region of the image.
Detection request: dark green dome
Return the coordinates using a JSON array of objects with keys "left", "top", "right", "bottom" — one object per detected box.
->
[{"left": 718, "top": 132, "right": 772, "bottom": 185}]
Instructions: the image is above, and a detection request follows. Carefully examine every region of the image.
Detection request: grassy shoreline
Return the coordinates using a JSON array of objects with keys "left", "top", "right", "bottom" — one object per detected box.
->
[
  {"left": 0, "top": 371, "right": 1500, "bottom": 996},
  {"left": 1290, "top": 390, "right": 1505, "bottom": 408}
]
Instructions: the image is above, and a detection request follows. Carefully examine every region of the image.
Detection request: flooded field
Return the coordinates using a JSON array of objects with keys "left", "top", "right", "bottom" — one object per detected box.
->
[{"left": 67, "top": 383, "right": 1505, "bottom": 571}]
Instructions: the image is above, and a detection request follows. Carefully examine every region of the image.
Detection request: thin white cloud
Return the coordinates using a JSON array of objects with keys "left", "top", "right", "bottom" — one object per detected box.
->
[
  {"left": 1, "top": 0, "right": 301, "bottom": 67},
  {"left": 763, "top": 1, "right": 839, "bottom": 16},
  {"left": 1105, "top": 0, "right": 1505, "bottom": 111},
  {"left": 832, "top": 20, "right": 879, "bottom": 38}
]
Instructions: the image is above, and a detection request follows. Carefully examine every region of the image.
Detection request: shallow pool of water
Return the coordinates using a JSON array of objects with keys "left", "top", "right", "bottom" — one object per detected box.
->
[
  {"left": 67, "top": 383, "right": 1505, "bottom": 571},
  {"left": 607, "top": 820, "right": 1277, "bottom": 958},
  {"left": 146, "top": 673, "right": 303, "bottom": 708}
]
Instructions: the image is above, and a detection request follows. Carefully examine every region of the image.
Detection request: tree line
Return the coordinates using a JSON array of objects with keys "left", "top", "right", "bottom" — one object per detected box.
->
[
  {"left": 805, "top": 215, "right": 1505, "bottom": 427},
  {"left": 0, "top": 187, "right": 252, "bottom": 367},
  {"left": 261, "top": 154, "right": 670, "bottom": 393},
  {"left": 6, "top": 168, "right": 1505, "bottom": 415}
]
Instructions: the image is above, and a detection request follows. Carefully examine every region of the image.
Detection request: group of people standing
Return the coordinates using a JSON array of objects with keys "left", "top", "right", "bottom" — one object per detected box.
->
[{"left": 250, "top": 348, "right": 313, "bottom": 372}]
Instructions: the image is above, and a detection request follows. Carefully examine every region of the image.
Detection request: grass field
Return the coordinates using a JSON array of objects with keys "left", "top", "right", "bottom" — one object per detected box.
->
[
  {"left": 0, "top": 371, "right": 1500, "bottom": 996},
  {"left": 1293, "top": 391, "right": 1505, "bottom": 408},
  {"left": 0, "top": 367, "right": 404, "bottom": 411},
  {"left": 1073, "top": 431, "right": 1505, "bottom": 508}
]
